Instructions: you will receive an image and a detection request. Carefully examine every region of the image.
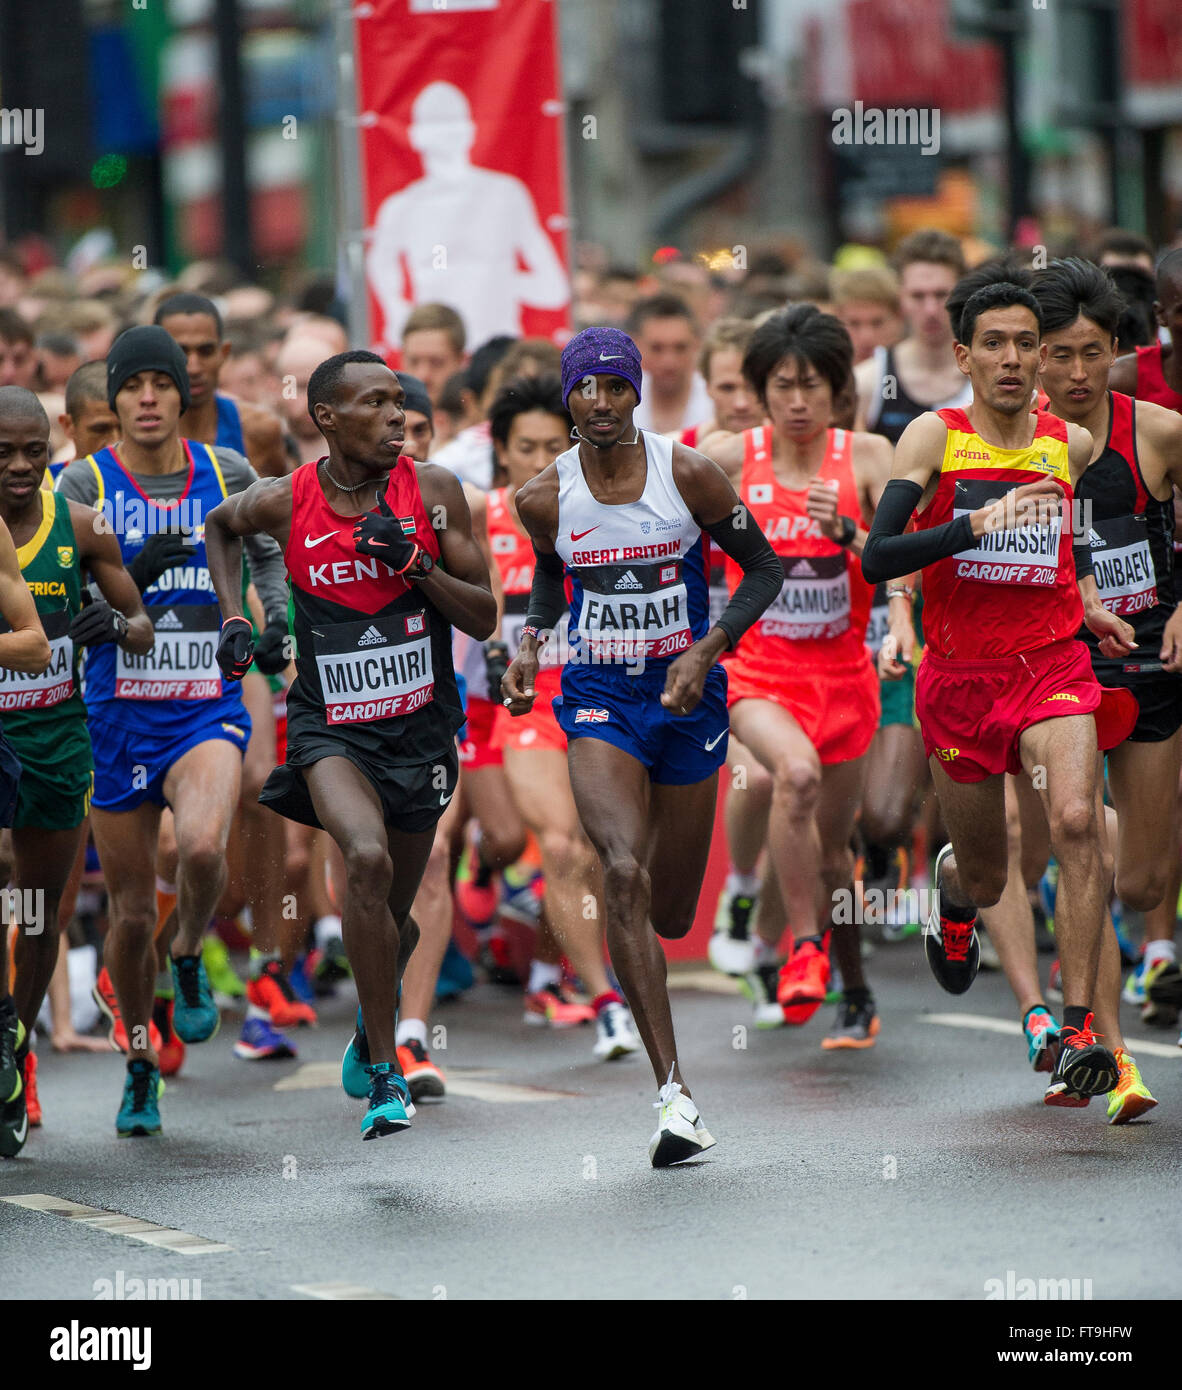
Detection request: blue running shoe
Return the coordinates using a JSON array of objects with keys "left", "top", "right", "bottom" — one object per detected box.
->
[
  {"left": 342, "top": 1006, "right": 371, "bottom": 1098},
  {"left": 1123, "top": 957, "right": 1148, "bottom": 1006},
  {"left": 361, "top": 1063, "right": 413, "bottom": 1140},
  {"left": 1023, "top": 1004, "right": 1061, "bottom": 1073},
  {"left": 434, "top": 938, "right": 475, "bottom": 1001},
  {"left": 287, "top": 957, "right": 317, "bottom": 1006},
  {"left": 116, "top": 1059, "right": 162, "bottom": 1137},
  {"left": 169, "top": 954, "right": 220, "bottom": 1043},
  {"left": 234, "top": 1015, "right": 297, "bottom": 1060}
]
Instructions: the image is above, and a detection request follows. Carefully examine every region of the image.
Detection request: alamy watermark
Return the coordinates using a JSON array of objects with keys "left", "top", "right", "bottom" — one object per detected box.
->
[
  {"left": 0, "top": 108, "right": 44, "bottom": 157},
  {"left": 831, "top": 102, "right": 940, "bottom": 157}
]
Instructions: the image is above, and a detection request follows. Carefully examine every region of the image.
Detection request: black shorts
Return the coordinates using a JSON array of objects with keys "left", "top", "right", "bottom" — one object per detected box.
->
[
  {"left": 259, "top": 732, "right": 460, "bottom": 834},
  {"left": 1094, "top": 664, "right": 1182, "bottom": 743},
  {"left": 0, "top": 730, "right": 20, "bottom": 829}
]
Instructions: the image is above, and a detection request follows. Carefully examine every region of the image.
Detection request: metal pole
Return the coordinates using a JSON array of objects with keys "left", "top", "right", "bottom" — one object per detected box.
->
[
  {"left": 333, "top": 0, "right": 370, "bottom": 348},
  {"left": 1000, "top": 0, "right": 1030, "bottom": 240},
  {"left": 214, "top": 0, "right": 252, "bottom": 277}
]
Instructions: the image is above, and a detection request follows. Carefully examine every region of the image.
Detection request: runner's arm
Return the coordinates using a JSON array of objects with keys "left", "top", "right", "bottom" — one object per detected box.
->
[
  {"left": 0, "top": 520, "right": 50, "bottom": 673},
  {"left": 216, "top": 449, "right": 290, "bottom": 626},
  {"left": 416, "top": 464, "right": 497, "bottom": 641},
  {"left": 1106, "top": 354, "right": 1137, "bottom": 396},
  {"left": 206, "top": 476, "right": 292, "bottom": 625},
  {"left": 241, "top": 402, "right": 290, "bottom": 479},
  {"left": 70, "top": 502, "right": 153, "bottom": 655},
  {"left": 673, "top": 444, "right": 782, "bottom": 655}
]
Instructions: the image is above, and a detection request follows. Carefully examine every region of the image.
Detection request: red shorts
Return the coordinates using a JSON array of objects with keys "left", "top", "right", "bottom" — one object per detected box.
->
[
  {"left": 457, "top": 695, "right": 503, "bottom": 770},
  {"left": 728, "top": 653, "right": 880, "bottom": 766},
  {"left": 491, "top": 670, "right": 566, "bottom": 755},
  {"left": 916, "top": 638, "right": 1139, "bottom": 783}
]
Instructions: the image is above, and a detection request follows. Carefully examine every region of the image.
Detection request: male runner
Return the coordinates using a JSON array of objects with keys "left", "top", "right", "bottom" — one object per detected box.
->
[
  {"left": 0, "top": 386, "right": 152, "bottom": 1154},
  {"left": 205, "top": 350, "right": 495, "bottom": 1140},
  {"left": 1108, "top": 249, "right": 1182, "bottom": 412},
  {"left": 863, "top": 282, "right": 1140, "bottom": 1107},
  {"left": 502, "top": 327, "right": 781, "bottom": 1165},
  {"left": 156, "top": 292, "right": 304, "bottom": 1055},
  {"left": 56, "top": 326, "right": 289, "bottom": 1136},
  {"left": 54, "top": 362, "right": 119, "bottom": 478},
  {"left": 704, "top": 307, "right": 893, "bottom": 1045},
  {"left": 676, "top": 318, "right": 762, "bottom": 450},
  {"left": 1032, "top": 256, "right": 1182, "bottom": 1117},
  {"left": 628, "top": 295, "right": 712, "bottom": 435}
]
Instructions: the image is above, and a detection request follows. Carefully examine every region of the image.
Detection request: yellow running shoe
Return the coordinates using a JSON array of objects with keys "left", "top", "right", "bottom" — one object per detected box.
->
[{"left": 1107, "top": 1049, "right": 1158, "bottom": 1125}]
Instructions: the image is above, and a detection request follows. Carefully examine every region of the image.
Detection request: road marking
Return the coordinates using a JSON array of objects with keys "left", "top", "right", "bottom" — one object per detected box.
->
[
  {"left": 274, "top": 1062, "right": 577, "bottom": 1102},
  {"left": 1, "top": 1194, "right": 233, "bottom": 1254},
  {"left": 922, "top": 1012, "right": 1181, "bottom": 1058},
  {"left": 291, "top": 1281, "right": 398, "bottom": 1300},
  {"left": 668, "top": 969, "right": 742, "bottom": 995}
]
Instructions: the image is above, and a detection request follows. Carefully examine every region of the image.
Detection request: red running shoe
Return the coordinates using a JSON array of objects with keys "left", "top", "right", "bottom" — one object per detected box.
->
[
  {"left": 152, "top": 998, "right": 186, "bottom": 1077},
  {"left": 523, "top": 986, "right": 595, "bottom": 1028},
  {"left": 456, "top": 876, "right": 499, "bottom": 930},
  {"left": 22, "top": 1050, "right": 40, "bottom": 1127},
  {"left": 92, "top": 967, "right": 162, "bottom": 1054},
  {"left": 777, "top": 937, "right": 831, "bottom": 1024},
  {"left": 246, "top": 960, "right": 318, "bottom": 1029}
]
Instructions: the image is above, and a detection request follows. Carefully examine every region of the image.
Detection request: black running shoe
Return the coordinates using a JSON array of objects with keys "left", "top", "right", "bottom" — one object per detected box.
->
[
  {"left": 924, "top": 844, "right": 980, "bottom": 994},
  {"left": 0, "top": 997, "right": 23, "bottom": 1104},
  {"left": 1044, "top": 1012, "right": 1118, "bottom": 1108},
  {"left": 0, "top": 1087, "right": 28, "bottom": 1158}
]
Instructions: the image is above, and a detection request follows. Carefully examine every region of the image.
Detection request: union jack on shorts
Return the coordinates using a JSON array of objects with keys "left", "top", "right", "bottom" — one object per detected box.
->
[{"left": 575, "top": 708, "right": 610, "bottom": 724}]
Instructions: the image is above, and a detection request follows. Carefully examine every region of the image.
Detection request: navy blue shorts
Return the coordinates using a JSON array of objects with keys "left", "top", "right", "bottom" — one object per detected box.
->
[
  {"left": 90, "top": 709, "right": 251, "bottom": 812},
  {"left": 555, "top": 662, "right": 728, "bottom": 785}
]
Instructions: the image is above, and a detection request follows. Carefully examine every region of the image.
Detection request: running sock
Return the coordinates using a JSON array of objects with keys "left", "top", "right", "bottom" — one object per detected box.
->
[
  {"left": 753, "top": 937, "right": 777, "bottom": 966},
  {"left": 249, "top": 949, "right": 281, "bottom": 980},
  {"left": 796, "top": 934, "right": 825, "bottom": 952},
  {"left": 154, "top": 879, "right": 177, "bottom": 940},
  {"left": 1063, "top": 1005, "right": 1091, "bottom": 1034},
  {"left": 591, "top": 990, "right": 623, "bottom": 1014},
  {"left": 527, "top": 960, "right": 561, "bottom": 994},
  {"left": 395, "top": 1018, "right": 428, "bottom": 1049},
  {"left": 1144, "top": 939, "right": 1177, "bottom": 969},
  {"left": 312, "top": 914, "right": 343, "bottom": 952},
  {"left": 725, "top": 870, "right": 761, "bottom": 899},
  {"left": 843, "top": 986, "right": 872, "bottom": 1006}
]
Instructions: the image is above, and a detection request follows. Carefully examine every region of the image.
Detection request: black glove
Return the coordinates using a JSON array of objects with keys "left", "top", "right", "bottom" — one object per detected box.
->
[
  {"left": 216, "top": 616, "right": 254, "bottom": 682},
  {"left": 353, "top": 486, "right": 419, "bottom": 573},
  {"left": 127, "top": 528, "right": 195, "bottom": 594},
  {"left": 484, "top": 639, "right": 510, "bottom": 698},
  {"left": 69, "top": 597, "right": 129, "bottom": 648},
  {"left": 252, "top": 618, "right": 290, "bottom": 675}
]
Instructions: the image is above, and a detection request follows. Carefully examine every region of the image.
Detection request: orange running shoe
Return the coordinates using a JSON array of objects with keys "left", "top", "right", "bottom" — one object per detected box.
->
[
  {"left": 777, "top": 937, "right": 831, "bottom": 1024},
  {"left": 523, "top": 986, "right": 595, "bottom": 1028},
  {"left": 246, "top": 960, "right": 318, "bottom": 1029},
  {"left": 396, "top": 1039, "right": 447, "bottom": 1101},
  {"left": 152, "top": 998, "right": 186, "bottom": 1077},
  {"left": 22, "top": 1050, "right": 40, "bottom": 1127},
  {"left": 92, "top": 967, "right": 163, "bottom": 1054}
]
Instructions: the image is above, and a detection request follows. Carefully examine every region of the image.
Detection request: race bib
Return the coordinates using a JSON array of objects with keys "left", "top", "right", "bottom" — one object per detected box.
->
[
  {"left": 0, "top": 608, "right": 74, "bottom": 710},
  {"left": 951, "top": 478, "right": 1062, "bottom": 587},
  {"left": 502, "top": 594, "right": 569, "bottom": 667},
  {"left": 116, "top": 604, "right": 221, "bottom": 700},
  {"left": 864, "top": 584, "right": 889, "bottom": 658},
  {"left": 313, "top": 610, "right": 434, "bottom": 725},
  {"left": 761, "top": 553, "right": 851, "bottom": 641},
  {"left": 573, "top": 560, "right": 692, "bottom": 661},
  {"left": 1088, "top": 514, "right": 1158, "bottom": 615}
]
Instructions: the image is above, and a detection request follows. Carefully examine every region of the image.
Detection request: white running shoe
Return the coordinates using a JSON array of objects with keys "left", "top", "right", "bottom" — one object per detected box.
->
[
  {"left": 707, "top": 889, "right": 758, "bottom": 976},
  {"left": 740, "top": 962, "right": 785, "bottom": 1028},
  {"left": 593, "top": 1001, "right": 641, "bottom": 1060},
  {"left": 648, "top": 1072, "right": 716, "bottom": 1168}
]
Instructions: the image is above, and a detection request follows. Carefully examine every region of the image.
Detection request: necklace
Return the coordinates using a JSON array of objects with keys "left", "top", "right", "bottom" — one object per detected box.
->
[{"left": 322, "top": 461, "right": 377, "bottom": 494}]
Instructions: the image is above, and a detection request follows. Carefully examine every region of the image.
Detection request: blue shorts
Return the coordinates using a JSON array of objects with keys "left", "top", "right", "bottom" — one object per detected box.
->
[
  {"left": 90, "top": 709, "right": 252, "bottom": 813},
  {"left": 555, "top": 663, "right": 729, "bottom": 785}
]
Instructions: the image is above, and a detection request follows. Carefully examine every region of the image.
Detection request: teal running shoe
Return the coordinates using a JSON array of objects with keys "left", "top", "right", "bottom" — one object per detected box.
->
[
  {"left": 342, "top": 1007, "right": 371, "bottom": 1098},
  {"left": 169, "top": 954, "right": 220, "bottom": 1043},
  {"left": 361, "top": 1063, "right": 413, "bottom": 1140},
  {"left": 0, "top": 999, "right": 24, "bottom": 1104},
  {"left": 116, "top": 1059, "right": 162, "bottom": 1137},
  {"left": 1023, "top": 1004, "right": 1061, "bottom": 1074}
]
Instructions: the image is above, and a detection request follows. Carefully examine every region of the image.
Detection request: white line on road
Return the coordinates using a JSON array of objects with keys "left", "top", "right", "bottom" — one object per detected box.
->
[
  {"left": 274, "top": 1062, "right": 577, "bottom": 1102},
  {"left": 291, "top": 1281, "right": 399, "bottom": 1300},
  {"left": 922, "top": 1012, "right": 1181, "bottom": 1058},
  {"left": 1, "top": 1194, "right": 233, "bottom": 1254}
]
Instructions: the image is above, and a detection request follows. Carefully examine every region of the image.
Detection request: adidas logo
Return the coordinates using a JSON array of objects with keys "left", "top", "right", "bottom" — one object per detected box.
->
[
  {"left": 614, "top": 570, "right": 643, "bottom": 591},
  {"left": 356, "top": 625, "right": 385, "bottom": 647},
  {"left": 1088, "top": 529, "right": 1106, "bottom": 548},
  {"left": 790, "top": 559, "right": 817, "bottom": 578},
  {"left": 155, "top": 610, "right": 183, "bottom": 630}
]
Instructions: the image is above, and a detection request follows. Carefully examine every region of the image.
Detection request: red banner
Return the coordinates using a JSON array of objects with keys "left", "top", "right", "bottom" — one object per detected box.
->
[{"left": 353, "top": 0, "right": 571, "bottom": 354}]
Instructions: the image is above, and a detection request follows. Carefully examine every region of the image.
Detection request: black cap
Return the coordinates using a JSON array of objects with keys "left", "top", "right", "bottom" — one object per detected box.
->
[
  {"left": 107, "top": 326, "right": 191, "bottom": 412},
  {"left": 394, "top": 371, "right": 433, "bottom": 425}
]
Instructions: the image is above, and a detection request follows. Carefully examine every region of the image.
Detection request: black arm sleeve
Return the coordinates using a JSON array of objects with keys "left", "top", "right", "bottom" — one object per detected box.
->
[
  {"left": 861, "top": 479, "right": 976, "bottom": 585},
  {"left": 704, "top": 506, "right": 783, "bottom": 650},
  {"left": 524, "top": 545, "right": 569, "bottom": 632},
  {"left": 1073, "top": 538, "right": 1094, "bottom": 583}
]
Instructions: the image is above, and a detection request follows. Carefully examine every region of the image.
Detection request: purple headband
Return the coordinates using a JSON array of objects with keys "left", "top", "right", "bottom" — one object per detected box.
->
[{"left": 560, "top": 327, "right": 643, "bottom": 408}]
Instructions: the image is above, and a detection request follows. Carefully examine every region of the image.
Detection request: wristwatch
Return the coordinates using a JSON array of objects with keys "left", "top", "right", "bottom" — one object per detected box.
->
[
  {"left": 113, "top": 610, "right": 130, "bottom": 643},
  {"left": 406, "top": 548, "right": 435, "bottom": 582},
  {"left": 835, "top": 515, "right": 857, "bottom": 547}
]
